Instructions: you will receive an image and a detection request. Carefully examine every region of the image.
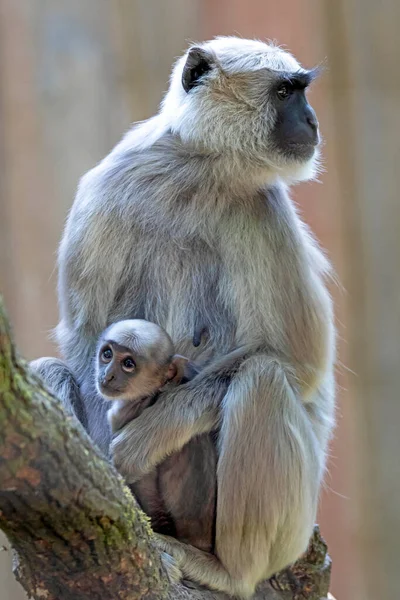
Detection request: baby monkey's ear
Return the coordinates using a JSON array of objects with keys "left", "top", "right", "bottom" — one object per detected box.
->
[{"left": 167, "top": 355, "right": 200, "bottom": 385}]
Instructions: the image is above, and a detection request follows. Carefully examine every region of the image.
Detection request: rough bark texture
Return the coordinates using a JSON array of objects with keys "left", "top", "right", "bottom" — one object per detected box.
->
[{"left": 0, "top": 296, "right": 332, "bottom": 600}]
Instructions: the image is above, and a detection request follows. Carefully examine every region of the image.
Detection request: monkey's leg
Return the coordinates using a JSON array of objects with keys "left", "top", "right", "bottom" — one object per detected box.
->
[
  {"left": 29, "top": 357, "right": 87, "bottom": 427},
  {"left": 215, "top": 355, "right": 323, "bottom": 594},
  {"left": 159, "top": 435, "right": 217, "bottom": 552},
  {"left": 157, "top": 356, "right": 324, "bottom": 598},
  {"left": 131, "top": 474, "right": 176, "bottom": 537}
]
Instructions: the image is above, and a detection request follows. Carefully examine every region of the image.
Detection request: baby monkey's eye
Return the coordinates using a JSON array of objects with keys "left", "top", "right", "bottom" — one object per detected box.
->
[
  {"left": 277, "top": 83, "right": 292, "bottom": 100},
  {"left": 101, "top": 347, "right": 113, "bottom": 362},
  {"left": 122, "top": 357, "right": 136, "bottom": 372}
]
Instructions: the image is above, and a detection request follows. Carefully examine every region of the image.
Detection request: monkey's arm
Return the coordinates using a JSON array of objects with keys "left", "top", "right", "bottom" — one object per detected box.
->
[
  {"left": 59, "top": 216, "right": 132, "bottom": 338},
  {"left": 108, "top": 396, "right": 155, "bottom": 434},
  {"left": 111, "top": 347, "right": 249, "bottom": 482},
  {"left": 56, "top": 170, "right": 147, "bottom": 374}
]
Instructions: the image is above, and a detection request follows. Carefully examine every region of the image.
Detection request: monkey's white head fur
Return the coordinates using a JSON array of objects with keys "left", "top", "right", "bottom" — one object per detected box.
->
[{"left": 161, "top": 37, "right": 320, "bottom": 184}]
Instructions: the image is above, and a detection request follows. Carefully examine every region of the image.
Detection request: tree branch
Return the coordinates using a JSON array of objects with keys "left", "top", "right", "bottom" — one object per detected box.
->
[{"left": 0, "top": 296, "right": 332, "bottom": 599}]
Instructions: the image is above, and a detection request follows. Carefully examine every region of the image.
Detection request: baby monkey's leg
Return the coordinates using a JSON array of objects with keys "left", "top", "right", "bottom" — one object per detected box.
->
[{"left": 159, "top": 435, "right": 217, "bottom": 553}]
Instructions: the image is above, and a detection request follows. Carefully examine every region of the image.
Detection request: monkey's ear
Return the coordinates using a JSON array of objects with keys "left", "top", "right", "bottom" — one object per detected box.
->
[
  {"left": 182, "top": 47, "right": 214, "bottom": 93},
  {"left": 167, "top": 355, "right": 199, "bottom": 384}
]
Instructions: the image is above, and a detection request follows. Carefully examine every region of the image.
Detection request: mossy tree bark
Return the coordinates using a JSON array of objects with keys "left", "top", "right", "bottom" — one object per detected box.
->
[{"left": 0, "top": 296, "right": 331, "bottom": 600}]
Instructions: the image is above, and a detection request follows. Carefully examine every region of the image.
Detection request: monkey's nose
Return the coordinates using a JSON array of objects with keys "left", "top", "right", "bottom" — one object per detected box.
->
[
  {"left": 102, "top": 373, "right": 115, "bottom": 386},
  {"left": 305, "top": 105, "right": 318, "bottom": 132}
]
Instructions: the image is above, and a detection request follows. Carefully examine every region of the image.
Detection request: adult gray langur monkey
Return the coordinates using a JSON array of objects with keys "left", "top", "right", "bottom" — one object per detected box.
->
[{"left": 33, "top": 37, "right": 335, "bottom": 598}]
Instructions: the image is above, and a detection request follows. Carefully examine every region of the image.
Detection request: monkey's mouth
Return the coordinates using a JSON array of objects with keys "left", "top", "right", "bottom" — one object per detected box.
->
[
  {"left": 97, "top": 382, "right": 124, "bottom": 399},
  {"left": 284, "top": 141, "right": 317, "bottom": 161}
]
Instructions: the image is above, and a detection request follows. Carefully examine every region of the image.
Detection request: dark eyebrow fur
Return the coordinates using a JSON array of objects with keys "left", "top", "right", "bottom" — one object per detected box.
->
[
  {"left": 278, "top": 67, "right": 322, "bottom": 89},
  {"left": 104, "top": 340, "right": 134, "bottom": 354}
]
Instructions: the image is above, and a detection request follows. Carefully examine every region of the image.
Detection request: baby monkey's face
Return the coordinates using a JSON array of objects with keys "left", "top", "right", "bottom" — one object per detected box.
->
[{"left": 96, "top": 340, "right": 169, "bottom": 402}]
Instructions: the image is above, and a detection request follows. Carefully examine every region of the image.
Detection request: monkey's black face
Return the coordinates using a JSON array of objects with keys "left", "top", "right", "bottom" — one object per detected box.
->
[
  {"left": 96, "top": 342, "right": 136, "bottom": 399},
  {"left": 270, "top": 72, "right": 319, "bottom": 161}
]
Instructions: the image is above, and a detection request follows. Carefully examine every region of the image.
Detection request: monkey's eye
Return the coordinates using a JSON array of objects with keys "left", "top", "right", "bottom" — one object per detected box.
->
[
  {"left": 122, "top": 357, "right": 136, "bottom": 372},
  {"left": 101, "top": 347, "right": 113, "bottom": 362},
  {"left": 277, "top": 83, "right": 292, "bottom": 100}
]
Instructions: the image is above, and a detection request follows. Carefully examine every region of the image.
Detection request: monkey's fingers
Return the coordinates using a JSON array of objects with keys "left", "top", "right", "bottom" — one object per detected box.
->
[
  {"left": 154, "top": 533, "right": 186, "bottom": 562},
  {"left": 159, "top": 550, "right": 183, "bottom": 584}
]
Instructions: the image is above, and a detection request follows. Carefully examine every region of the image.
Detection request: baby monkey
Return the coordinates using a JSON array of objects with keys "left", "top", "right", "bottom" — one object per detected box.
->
[{"left": 95, "top": 319, "right": 217, "bottom": 552}]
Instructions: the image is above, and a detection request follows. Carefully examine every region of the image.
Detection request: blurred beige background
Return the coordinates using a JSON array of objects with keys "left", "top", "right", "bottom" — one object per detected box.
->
[{"left": 1, "top": 2, "right": 399, "bottom": 600}]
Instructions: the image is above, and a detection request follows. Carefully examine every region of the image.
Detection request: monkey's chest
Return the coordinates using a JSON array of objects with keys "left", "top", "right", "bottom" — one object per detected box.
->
[
  {"left": 220, "top": 245, "right": 282, "bottom": 348},
  {"left": 145, "top": 234, "right": 280, "bottom": 357}
]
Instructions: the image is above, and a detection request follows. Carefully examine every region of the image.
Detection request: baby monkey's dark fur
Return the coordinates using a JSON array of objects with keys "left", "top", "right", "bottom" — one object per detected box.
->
[{"left": 96, "top": 319, "right": 217, "bottom": 552}]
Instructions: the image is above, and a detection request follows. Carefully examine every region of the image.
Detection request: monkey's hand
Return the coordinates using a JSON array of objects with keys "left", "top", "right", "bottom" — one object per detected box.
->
[
  {"left": 111, "top": 347, "right": 248, "bottom": 482},
  {"left": 159, "top": 550, "right": 183, "bottom": 585}
]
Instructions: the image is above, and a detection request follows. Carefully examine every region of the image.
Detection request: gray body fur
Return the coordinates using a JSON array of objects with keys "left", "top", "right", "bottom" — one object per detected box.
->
[{"left": 34, "top": 38, "right": 335, "bottom": 598}]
